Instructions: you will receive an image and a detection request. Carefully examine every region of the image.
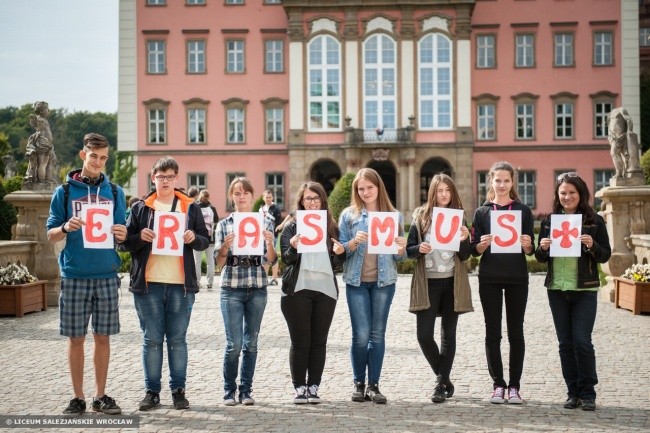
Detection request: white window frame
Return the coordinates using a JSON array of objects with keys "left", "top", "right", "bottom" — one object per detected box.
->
[
  {"left": 640, "top": 27, "right": 650, "bottom": 47},
  {"left": 187, "top": 108, "right": 206, "bottom": 144},
  {"left": 188, "top": 173, "right": 207, "bottom": 190},
  {"left": 187, "top": 0, "right": 205, "bottom": 4},
  {"left": 518, "top": 171, "right": 536, "bottom": 209},
  {"left": 187, "top": 40, "right": 205, "bottom": 74},
  {"left": 594, "top": 169, "right": 615, "bottom": 208},
  {"left": 266, "top": 173, "right": 285, "bottom": 210},
  {"left": 147, "top": 40, "right": 166, "bottom": 74},
  {"left": 307, "top": 35, "right": 342, "bottom": 131},
  {"left": 515, "top": 103, "right": 535, "bottom": 140},
  {"left": 554, "top": 33, "right": 574, "bottom": 67},
  {"left": 555, "top": 102, "right": 574, "bottom": 139},
  {"left": 265, "top": 107, "right": 284, "bottom": 143},
  {"left": 364, "top": 33, "right": 397, "bottom": 131},
  {"left": 594, "top": 101, "right": 613, "bottom": 139},
  {"left": 593, "top": 31, "right": 613, "bottom": 66},
  {"left": 477, "top": 171, "right": 488, "bottom": 208},
  {"left": 515, "top": 34, "right": 535, "bottom": 68},
  {"left": 227, "top": 108, "right": 245, "bottom": 143},
  {"left": 477, "top": 34, "right": 495, "bottom": 68},
  {"left": 147, "top": 0, "right": 166, "bottom": 5},
  {"left": 148, "top": 109, "right": 166, "bottom": 144},
  {"left": 418, "top": 32, "right": 453, "bottom": 130},
  {"left": 477, "top": 103, "right": 496, "bottom": 141},
  {"left": 225, "top": 0, "right": 244, "bottom": 4},
  {"left": 265, "top": 40, "right": 284, "bottom": 73},
  {"left": 226, "top": 40, "right": 245, "bottom": 73}
]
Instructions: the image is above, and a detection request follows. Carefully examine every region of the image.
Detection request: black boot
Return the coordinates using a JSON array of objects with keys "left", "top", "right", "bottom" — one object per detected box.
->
[
  {"left": 444, "top": 380, "right": 455, "bottom": 398},
  {"left": 431, "top": 382, "right": 446, "bottom": 403},
  {"left": 365, "top": 384, "right": 387, "bottom": 404},
  {"left": 351, "top": 381, "right": 365, "bottom": 402}
]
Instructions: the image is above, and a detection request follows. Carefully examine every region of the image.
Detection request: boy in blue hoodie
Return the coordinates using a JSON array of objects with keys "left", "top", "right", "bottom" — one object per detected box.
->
[{"left": 46, "top": 133, "right": 127, "bottom": 415}]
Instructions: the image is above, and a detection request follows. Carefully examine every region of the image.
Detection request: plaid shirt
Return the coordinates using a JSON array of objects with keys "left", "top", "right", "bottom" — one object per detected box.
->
[{"left": 215, "top": 213, "right": 275, "bottom": 289}]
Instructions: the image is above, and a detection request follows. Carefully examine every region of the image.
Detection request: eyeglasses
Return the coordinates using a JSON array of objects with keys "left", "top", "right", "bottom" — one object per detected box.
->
[
  {"left": 556, "top": 172, "right": 578, "bottom": 182},
  {"left": 154, "top": 174, "right": 177, "bottom": 182},
  {"left": 303, "top": 196, "right": 321, "bottom": 203}
]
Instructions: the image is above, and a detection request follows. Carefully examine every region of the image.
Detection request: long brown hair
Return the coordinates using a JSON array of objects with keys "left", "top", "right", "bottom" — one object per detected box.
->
[
  {"left": 295, "top": 181, "right": 339, "bottom": 241},
  {"left": 349, "top": 168, "right": 396, "bottom": 215},
  {"left": 416, "top": 174, "right": 464, "bottom": 234},
  {"left": 486, "top": 161, "right": 520, "bottom": 202}
]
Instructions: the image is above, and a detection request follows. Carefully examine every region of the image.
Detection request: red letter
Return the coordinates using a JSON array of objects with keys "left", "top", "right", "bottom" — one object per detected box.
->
[
  {"left": 552, "top": 221, "right": 579, "bottom": 248},
  {"left": 301, "top": 213, "right": 324, "bottom": 246},
  {"left": 238, "top": 216, "right": 261, "bottom": 248},
  {"left": 370, "top": 216, "right": 395, "bottom": 247},
  {"left": 157, "top": 214, "right": 180, "bottom": 250},
  {"left": 434, "top": 213, "right": 460, "bottom": 245},
  {"left": 85, "top": 208, "right": 109, "bottom": 242},
  {"left": 494, "top": 214, "right": 517, "bottom": 247}
]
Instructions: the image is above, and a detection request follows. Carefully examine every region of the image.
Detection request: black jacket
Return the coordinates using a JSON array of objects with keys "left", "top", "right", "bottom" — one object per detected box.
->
[
  {"left": 535, "top": 213, "right": 611, "bottom": 289},
  {"left": 119, "top": 189, "right": 209, "bottom": 293},
  {"left": 279, "top": 220, "right": 346, "bottom": 295},
  {"left": 470, "top": 199, "right": 535, "bottom": 284}
]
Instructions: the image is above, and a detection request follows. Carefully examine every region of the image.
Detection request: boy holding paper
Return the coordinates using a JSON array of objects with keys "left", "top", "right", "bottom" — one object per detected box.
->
[
  {"left": 120, "top": 156, "right": 209, "bottom": 411},
  {"left": 46, "top": 133, "right": 127, "bottom": 415},
  {"left": 535, "top": 173, "right": 610, "bottom": 411}
]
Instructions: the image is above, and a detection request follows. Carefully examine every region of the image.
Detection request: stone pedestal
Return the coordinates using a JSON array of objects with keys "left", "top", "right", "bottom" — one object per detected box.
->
[
  {"left": 4, "top": 190, "right": 60, "bottom": 306},
  {"left": 595, "top": 184, "right": 650, "bottom": 302}
]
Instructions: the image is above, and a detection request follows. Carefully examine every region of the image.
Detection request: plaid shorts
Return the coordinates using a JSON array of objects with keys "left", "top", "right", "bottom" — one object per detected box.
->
[{"left": 59, "top": 276, "right": 121, "bottom": 337}]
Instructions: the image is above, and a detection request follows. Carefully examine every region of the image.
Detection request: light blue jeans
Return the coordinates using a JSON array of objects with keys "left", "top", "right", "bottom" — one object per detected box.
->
[
  {"left": 193, "top": 243, "right": 216, "bottom": 286},
  {"left": 133, "top": 283, "right": 195, "bottom": 393},
  {"left": 220, "top": 286, "right": 268, "bottom": 394},
  {"left": 346, "top": 282, "right": 395, "bottom": 384}
]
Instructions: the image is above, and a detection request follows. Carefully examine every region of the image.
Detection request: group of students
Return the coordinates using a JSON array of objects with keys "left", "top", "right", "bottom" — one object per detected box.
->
[{"left": 47, "top": 134, "right": 610, "bottom": 416}]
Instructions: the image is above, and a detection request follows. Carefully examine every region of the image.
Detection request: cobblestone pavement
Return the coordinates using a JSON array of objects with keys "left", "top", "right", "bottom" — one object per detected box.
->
[{"left": 0, "top": 274, "right": 648, "bottom": 432}]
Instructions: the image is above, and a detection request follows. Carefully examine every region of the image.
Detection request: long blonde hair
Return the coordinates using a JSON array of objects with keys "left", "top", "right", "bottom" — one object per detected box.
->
[
  {"left": 486, "top": 161, "right": 520, "bottom": 202},
  {"left": 415, "top": 174, "right": 464, "bottom": 234},
  {"left": 348, "top": 168, "right": 396, "bottom": 215}
]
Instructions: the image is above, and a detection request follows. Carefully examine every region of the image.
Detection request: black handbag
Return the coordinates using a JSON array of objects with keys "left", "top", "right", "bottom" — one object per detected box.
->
[{"left": 280, "top": 256, "right": 301, "bottom": 295}]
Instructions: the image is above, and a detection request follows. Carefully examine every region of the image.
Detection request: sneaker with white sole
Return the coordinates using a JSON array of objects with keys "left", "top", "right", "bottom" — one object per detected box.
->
[
  {"left": 307, "top": 385, "right": 321, "bottom": 404},
  {"left": 239, "top": 390, "right": 255, "bottom": 405},
  {"left": 490, "top": 386, "right": 506, "bottom": 404},
  {"left": 507, "top": 386, "right": 523, "bottom": 404},
  {"left": 294, "top": 386, "right": 308, "bottom": 404},
  {"left": 223, "top": 390, "right": 237, "bottom": 406}
]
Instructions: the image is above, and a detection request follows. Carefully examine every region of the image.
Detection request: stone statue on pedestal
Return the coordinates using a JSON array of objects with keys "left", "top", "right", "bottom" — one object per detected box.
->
[
  {"left": 608, "top": 107, "right": 643, "bottom": 185},
  {"left": 23, "top": 101, "right": 58, "bottom": 190},
  {"left": 1, "top": 155, "right": 17, "bottom": 179}
]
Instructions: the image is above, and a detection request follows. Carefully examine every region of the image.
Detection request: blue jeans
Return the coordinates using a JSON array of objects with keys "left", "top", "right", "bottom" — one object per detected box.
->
[
  {"left": 346, "top": 282, "right": 395, "bottom": 384},
  {"left": 220, "top": 286, "right": 268, "bottom": 394},
  {"left": 547, "top": 289, "right": 598, "bottom": 400},
  {"left": 133, "top": 283, "right": 195, "bottom": 393}
]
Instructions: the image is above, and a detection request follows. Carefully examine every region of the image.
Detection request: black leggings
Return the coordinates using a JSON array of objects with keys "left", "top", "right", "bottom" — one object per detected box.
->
[
  {"left": 479, "top": 282, "right": 528, "bottom": 389},
  {"left": 280, "top": 289, "right": 337, "bottom": 388},
  {"left": 416, "top": 277, "right": 458, "bottom": 382}
]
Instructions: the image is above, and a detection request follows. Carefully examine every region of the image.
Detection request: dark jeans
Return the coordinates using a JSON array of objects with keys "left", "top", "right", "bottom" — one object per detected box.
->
[
  {"left": 479, "top": 282, "right": 528, "bottom": 389},
  {"left": 547, "top": 289, "right": 598, "bottom": 400},
  {"left": 416, "top": 277, "right": 458, "bottom": 382},
  {"left": 281, "top": 289, "right": 337, "bottom": 388}
]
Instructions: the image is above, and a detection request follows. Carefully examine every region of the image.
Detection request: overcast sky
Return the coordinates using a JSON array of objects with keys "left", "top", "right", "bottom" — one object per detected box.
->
[{"left": 0, "top": 0, "right": 118, "bottom": 113}]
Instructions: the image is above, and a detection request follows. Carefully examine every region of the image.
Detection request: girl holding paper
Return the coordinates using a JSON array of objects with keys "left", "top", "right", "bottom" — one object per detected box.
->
[
  {"left": 339, "top": 168, "right": 407, "bottom": 404},
  {"left": 214, "top": 177, "right": 277, "bottom": 407},
  {"left": 406, "top": 174, "right": 472, "bottom": 403},
  {"left": 470, "top": 161, "right": 535, "bottom": 405},
  {"left": 535, "top": 173, "right": 610, "bottom": 411},
  {"left": 279, "top": 182, "right": 346, "bottom": 404}
]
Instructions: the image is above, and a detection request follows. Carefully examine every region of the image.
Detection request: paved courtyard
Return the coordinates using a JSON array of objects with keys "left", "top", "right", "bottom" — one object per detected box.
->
[{"left": 0, "top": 274, "right": 648, "bottom": 432}]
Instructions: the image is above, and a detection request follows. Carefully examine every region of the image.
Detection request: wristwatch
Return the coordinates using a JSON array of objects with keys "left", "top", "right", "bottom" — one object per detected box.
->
[{"left": 61, "top": 223, "right": 70, "bottom": 234}]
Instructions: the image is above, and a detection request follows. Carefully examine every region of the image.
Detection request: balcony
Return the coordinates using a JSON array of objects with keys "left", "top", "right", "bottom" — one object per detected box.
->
[{"left": 344, "top": 127, "right": 415, "bottom": 146}]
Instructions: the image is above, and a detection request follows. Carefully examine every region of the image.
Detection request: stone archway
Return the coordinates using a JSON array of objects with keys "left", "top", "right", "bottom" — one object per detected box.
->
[
  {"left": 367, "top": 160, "right": 397, "bottom": 206},
  {"left": 310, "top": 159, "right": 342, "bottom": 196},
  {"left": 419, "top": 158, "right": 452, "bottom": 204}
]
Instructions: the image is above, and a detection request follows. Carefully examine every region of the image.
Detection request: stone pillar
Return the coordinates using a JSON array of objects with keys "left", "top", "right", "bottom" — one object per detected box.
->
[
  {"left": 5, "top": 190, "right": 60, "bottom": 306},
  {"left": 595, "top": 184, "right": 650, "bottom": 302}
]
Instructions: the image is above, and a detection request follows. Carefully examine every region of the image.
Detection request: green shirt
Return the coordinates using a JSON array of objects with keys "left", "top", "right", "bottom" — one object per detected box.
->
[{"left": 550, "top": 256, "right": 598, "bottom": 292}]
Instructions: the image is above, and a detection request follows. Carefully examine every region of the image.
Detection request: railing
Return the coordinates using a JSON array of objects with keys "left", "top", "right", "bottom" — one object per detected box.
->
[{"left": 347, "top": 127, "right": 414, "bottom": 145}]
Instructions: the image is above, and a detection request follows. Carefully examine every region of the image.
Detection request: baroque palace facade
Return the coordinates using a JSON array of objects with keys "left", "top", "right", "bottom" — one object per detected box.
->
[{"left": 118, "top": 0, "right": 640, "bottom": 219}]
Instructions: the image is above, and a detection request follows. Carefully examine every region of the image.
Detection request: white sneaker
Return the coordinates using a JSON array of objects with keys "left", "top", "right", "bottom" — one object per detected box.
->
[
  {"left": 307, "top": 385, "right": 321, "bottom": 404},
  {"left": 490, "top": 386, "right": 506, "bottom": 404},
  {"left": 223, "top": 391, "right": 237, "bottom": 406},
  {"left": 507, "top": 386, "right": 523, "bottom": 404},
  {"left": 294, "top": 386, "right": 308, "bottom": 404}
]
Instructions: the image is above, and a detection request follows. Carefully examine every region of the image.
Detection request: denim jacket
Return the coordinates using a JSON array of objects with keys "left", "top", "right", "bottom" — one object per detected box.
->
[{"left": 338, "top": 207, "right": 405, "bottom": 287}]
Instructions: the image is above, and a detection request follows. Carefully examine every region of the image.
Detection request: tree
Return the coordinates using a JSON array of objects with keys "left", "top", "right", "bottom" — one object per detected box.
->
[
  {"left": 111, "top": 151, "right": 137, "bottom": 188},
  {"left": 328, "top": 172, "right": 355, "bottom": 222}
]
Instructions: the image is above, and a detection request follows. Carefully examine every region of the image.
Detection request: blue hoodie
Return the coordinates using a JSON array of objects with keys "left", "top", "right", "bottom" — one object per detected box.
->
[{"left": 46, "top": 169, "right": 127, "bottom": 279}]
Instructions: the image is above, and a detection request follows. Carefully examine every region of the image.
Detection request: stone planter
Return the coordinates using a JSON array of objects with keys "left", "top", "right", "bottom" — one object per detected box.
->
[
  {"left": 0, "top": 280, "right": 48, "bottom": 317},
  {"left": 614, "top": 277, "right": 650, "bottom": 315}
]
